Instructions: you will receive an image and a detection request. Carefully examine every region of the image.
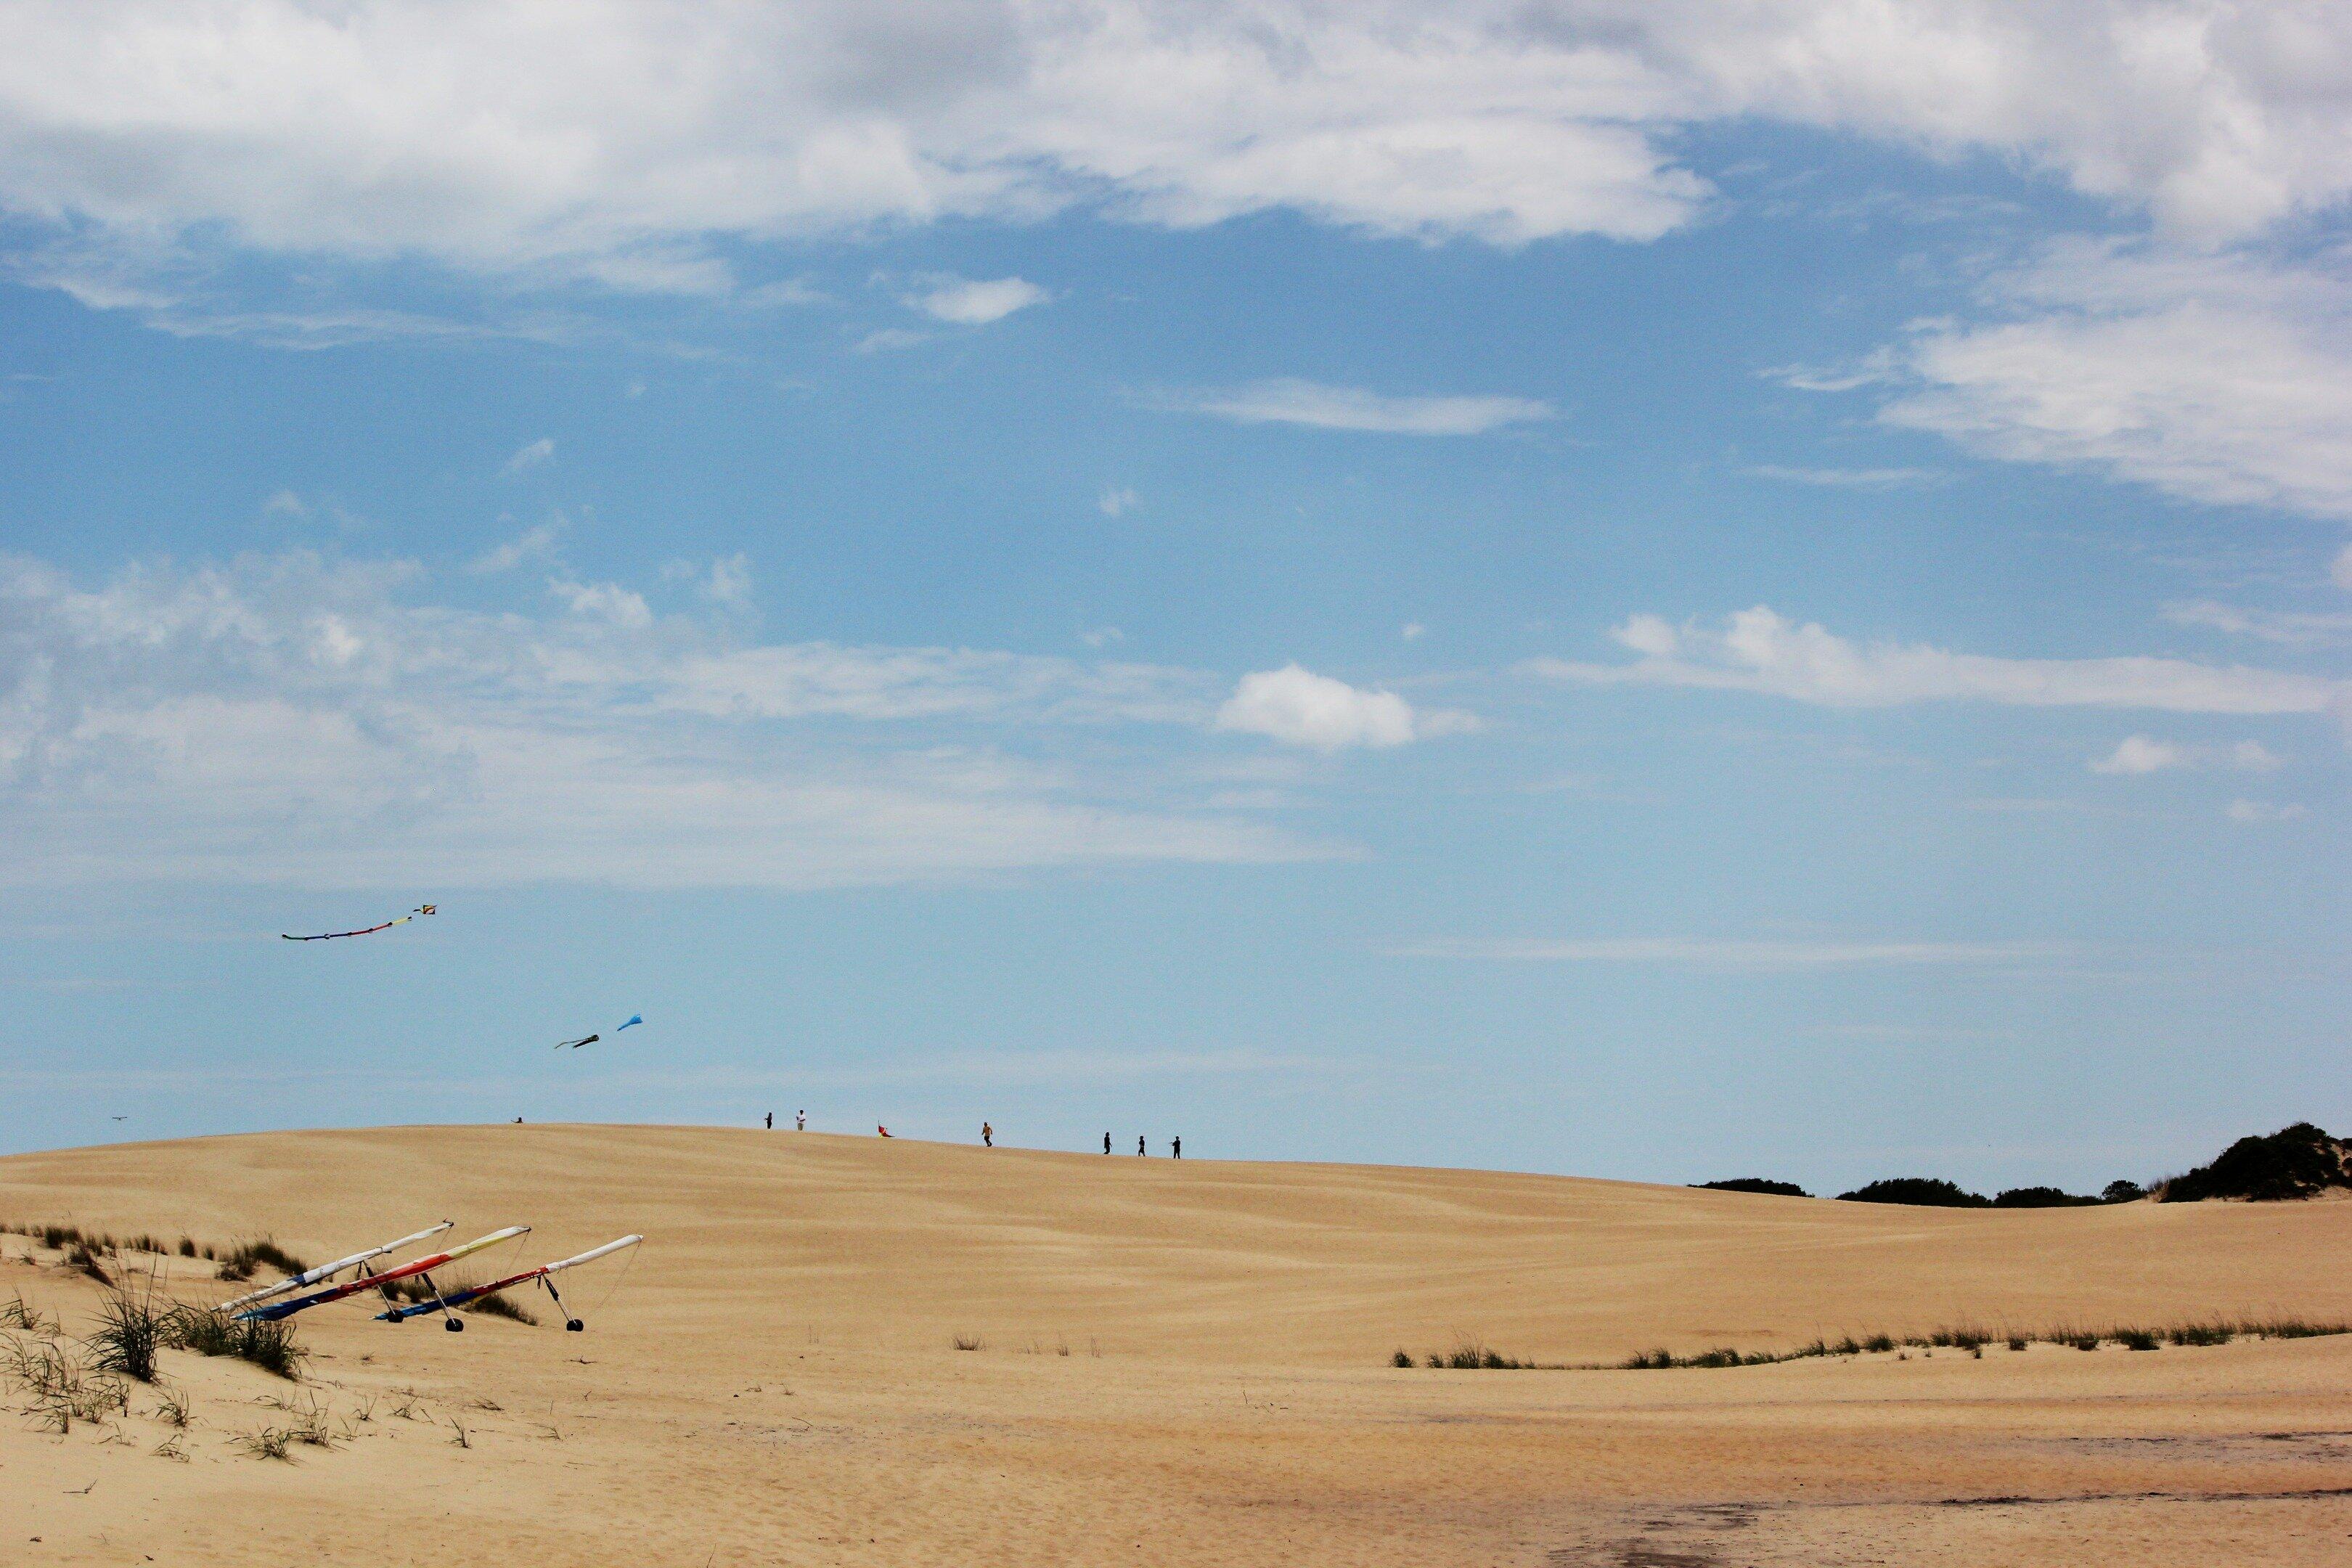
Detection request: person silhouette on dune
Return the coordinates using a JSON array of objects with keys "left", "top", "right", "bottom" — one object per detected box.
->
[
  {"left": 1137, "top": 1135, "right": 1146, "bottom": 1156},
  {"left": 1103, "top": 1132, "right": 1111, "bottom": 1154}
]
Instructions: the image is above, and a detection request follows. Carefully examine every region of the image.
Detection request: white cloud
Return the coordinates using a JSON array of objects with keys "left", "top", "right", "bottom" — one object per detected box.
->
[
  {"left": 2226, "top": 799, "right": 2306, "bottom": 823},
  {"left": 907, "top": 274, "right": 1048, "bottom": 324},
  {"left": 1393, "top": 936, "right": 2061, "bottom": 967},
  {"left": 1214, "top": 664, "right": 1474, "bottom": 750},
  {"left": 1832, "top": 242, "right": 2352, "bottom": 520},
  {"left": 2093, "top": 735, "right": 2284, "bottom": 776},
  {"left": 1744, "top": 464, "right": 1941, "bottom": 488},
  {"left": 1535, "top": 606, "right": 2345, "bottom": 715},
  {"left": 1400, "top": 622, "right": 1424, "bottom": 641},
  {"left": 547, "top": 577, "right": 651, "bottom": 628},
  {"left": 854, "top": 327, "right": 930, "bottom": 354},
  {"left": 0, "top": 549, "right": 1325, "bottom": 890},
  {"left": 1097, "top": 486, "right": 1138, "bottom": 518},
  {"left": 261, "top": 489, "right": 307, "bottom": 518},
  {"left": 704, "top": 552, "right": 751, "bottom": 610},
  {"left": 1169, "top": 379, "right": 1553, "bottom": 436},
  {"left": 2164, "top": 599, "right": 2352, "bottom": 648},
  {"left": 2090, "top": 735, "right": 2185, "bottom": 775},
  {"left": 502, "top": 437, "right": 555, "bottom": 474},
  {"left": 467, "top": 521, "right": 563, "bottom": 575},
  {"left": 6, "top": 1, "right": 2351, "bottom": 296}
]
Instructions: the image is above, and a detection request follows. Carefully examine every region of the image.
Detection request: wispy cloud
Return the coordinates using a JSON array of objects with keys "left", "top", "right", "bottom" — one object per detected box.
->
[
  {"left": 2165, "top": 599, "right": 2352, "bottom": 648},
  {"left": 502, "top": 437, "right": 555, "bottom": 474},
  {"left": 1163, "top": 379, "right": 1553, "bottom": 436},
  {"left": 1532, "top": 607, "right": 2343, "bottom": 715},
  {"left": 905, "top": 274, "right": 1049, "bottom": 325},
  {"left": 2089, "top": 735, "right": 2282, "bottom": 775},
  {"left": 1822, "top": 241, "right": 2352, "bottom": 520},
  {"left": 1392, "top": 936, "right": 2065, "bottom": 967},
  {"left": 1744, "top": 464, "right": 1942, "bottom": 488},
  {"left": 0, "top": 549, "right": 1330, "bottom": 891},
  {"left": 468, "top": 521, "right": 563, "bottom": 574}
]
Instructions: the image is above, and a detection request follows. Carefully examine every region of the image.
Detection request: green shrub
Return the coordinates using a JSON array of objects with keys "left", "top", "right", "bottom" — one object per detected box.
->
[
  {"left": 1991, "top": 1186, "right": 2100, "bottom": 1208},
  {"left": 1837, "top": 1177, "right": 1990, "bottom": 1207}
]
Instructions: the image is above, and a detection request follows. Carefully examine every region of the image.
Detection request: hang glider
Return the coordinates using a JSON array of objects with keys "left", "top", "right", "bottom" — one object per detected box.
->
[
  {"left": 237, "top": 1225, "right": 528, "bottom": 1323},
  {"left": 219, "top": 1220, "right": 454, "bottom": 1312},
  {"left": 375, "top": 1233, "right": 642, "bottom": 1331},
  {"left": 556, "top": 1014, "right": 643, "bottom": 1050},
  {"left": 282, "top": 905, "right": 436, "bottom": 942}
]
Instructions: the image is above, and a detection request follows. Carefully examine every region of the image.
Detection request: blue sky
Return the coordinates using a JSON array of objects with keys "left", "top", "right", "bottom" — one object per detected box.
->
[{"left": 1, "top": 3, "right": 2348, "bottom": 1193}]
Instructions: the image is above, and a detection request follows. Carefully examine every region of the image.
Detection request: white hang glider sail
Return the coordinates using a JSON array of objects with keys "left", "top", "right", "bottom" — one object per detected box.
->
[
  {"left": 218, "top": 1221, "right": 455, "bottom": 1312},
  {"left": 237, "top": 1225, "right": 529, "bottom": 1323},
  {"left": 375, "top": 1233, "right": 642, "bottom": 1331}
]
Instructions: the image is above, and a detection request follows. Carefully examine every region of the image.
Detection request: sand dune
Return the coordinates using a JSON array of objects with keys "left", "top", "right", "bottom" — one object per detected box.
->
[{"left": 5, "top": 1125, "right": 2351, "bottom": 1564}]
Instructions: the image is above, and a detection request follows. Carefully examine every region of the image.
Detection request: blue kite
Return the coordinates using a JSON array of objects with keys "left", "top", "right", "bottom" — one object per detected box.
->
[{"left": 555, "top": 1014, "right": 644, "bottom": 1051}]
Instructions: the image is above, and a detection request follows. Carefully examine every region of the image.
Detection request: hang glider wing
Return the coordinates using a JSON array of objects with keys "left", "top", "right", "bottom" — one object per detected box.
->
[
  {"left": 237, "top": 1226, "right": 528, "bottom": 1320},
  {"left": 374, "top": 1234, "right": 643, "bottom": 1326},
  {"left": 219, "top": 1221, "right": 454, "bottom": 1312}
]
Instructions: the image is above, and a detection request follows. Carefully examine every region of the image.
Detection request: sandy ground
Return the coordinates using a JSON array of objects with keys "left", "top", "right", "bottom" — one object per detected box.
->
[{"left": 3, "top": 1124, "right": 2349, "bottom": 1565}]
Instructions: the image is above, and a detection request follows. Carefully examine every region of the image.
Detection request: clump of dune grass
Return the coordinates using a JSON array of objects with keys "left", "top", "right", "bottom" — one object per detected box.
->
[
  {"left": 463, "top": 1291, "right": 538, "bottom": 1326},
  {"left": 236, "top": 1426, "right": 294, "bottom": 1461},
  {"left": 0, "top": 1293, "right": 58, "bottom": 1334},
  {"left": 89, "top": 1285, "right": 168, "bottom": 1381},
  {"left": 1425, "top": 1339, "right": 1544, "bottom": 1369},
  {"left": 163, "top": 1304, "right": 306, "bottom": 1379},
  {"left": 2, "top": 1334, "right": 128, "bottom": 1434},
  {"left": 216, "top": 1237, "right": 309, "bottom": 1285},
  {"left": 951, "top": 1334, "right": 983, "bottom": 1352},
  {"left": 1564, "top": 1315, "right": 2352, "bottom": 1373},
  {"left": 151, "top": 1382, "right": 192, "bottom": 1429}
]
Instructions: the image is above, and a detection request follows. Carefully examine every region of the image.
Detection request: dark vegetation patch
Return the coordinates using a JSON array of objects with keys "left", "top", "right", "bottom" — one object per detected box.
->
[
  {"left": 164, "top": 1304, "right": 307, "bottom": 1379},
  {"left": 1694, "top": 1178, "right": 1810, "bottom": 1198},
  {"left": 1620, "top": 1319, "right": 2351, "bottom": 1370},
  {"left": 216, "top": 1237, "right": 309, "bottom": 1283},
  {"left": 1837, "top": 1177, "right": 1990, "bottom": 1207},
  {"left": 1424, "top": 1339, "right": 1550, "bottom": 1369},
  {"left": 88, "top": 1286, "right": 168, "bottom": 1381},
  {"left": 1402, "top": 1318, "right": 2352, "bottom": 1371},
  {"left": 1991, "top": 1186, "right": 2102, "bottom": 1208},
  {"left": 2160, "top": 1123, "right": 2352, "bottom": 1203}
]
